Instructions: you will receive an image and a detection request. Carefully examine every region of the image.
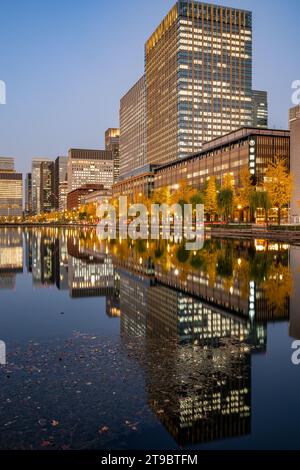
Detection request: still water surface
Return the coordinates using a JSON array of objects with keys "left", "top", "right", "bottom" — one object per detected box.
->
[{"left": 0, "top": 227, "right": 300, "bottom": 450}]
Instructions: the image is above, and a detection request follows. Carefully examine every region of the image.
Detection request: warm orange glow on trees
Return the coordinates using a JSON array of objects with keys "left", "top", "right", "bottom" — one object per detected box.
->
[{"left": 264, "top": 156, "right": 293, "bottom": 225}]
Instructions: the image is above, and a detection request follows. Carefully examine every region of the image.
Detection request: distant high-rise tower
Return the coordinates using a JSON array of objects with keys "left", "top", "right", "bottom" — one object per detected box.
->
[
  {"left": 145, "top": 1, "right": 253, "bottom": 165},
  {"left": 119, "top": 76, "right": 147, "bottom": 178},
  {"left": 0, "top": 157, "right": 23, "bottom": 217},
  {"left": 40, "top": 161, "right": 55, "bottom": 213},
  {"left": 31, "top": 158, "right": 51, "bottom": 215},
  {"left": 25, "top": 173, "right": 32, "bottom": 215},
  {"left": 290, "top": 105, "right": 300, "bottom": 221},
  {"left": 105, "top": 128, "right": 120, "bottom": 183},
  {"left": 54, "top": 156, "right": 68, "bottom": 210},
  {"left": 252, "top": 90, "right": 268, "bottom": 128}
]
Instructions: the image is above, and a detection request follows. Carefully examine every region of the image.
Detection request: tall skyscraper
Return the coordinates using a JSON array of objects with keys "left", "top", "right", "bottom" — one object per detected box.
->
[
  {"left": 252, "top": 90, "right": 268, "bottom": 128},
  {"left": 105, "top": 128, "right": 120, "bottom": 183},
  {"left": 31, "top": 158, "right": 51, "bottom": 215},
  {"left": 25, "top": 173, "right": 32, "bottom": 215},
  {"left": 290, "top": 105, "right": 300, "bottom": 221},
  {"left": 145, "top": 1, "right": 253, "bottom": 165},
  {"left": 119, "top": 76, "right": 147, "bottom": 177},
  {"left": 40, "top": 161, "right": 55, "bottom": 213},
  {"left": 54, "top": 156, "right": 68, "bottom": 210},
  {"left": 0, "top": 157, "right": 23, "bottom": 217},
  {"left": 67, "top": 149, "right": 113, "bottom": 192}
]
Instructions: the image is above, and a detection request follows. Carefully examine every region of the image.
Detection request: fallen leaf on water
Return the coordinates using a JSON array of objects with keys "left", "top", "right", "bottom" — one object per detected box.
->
[
  {"left": 41, "top": 440, "right": 51, "bottom": 448},
  {"left": 98, "top": 426, "right": 109, "bottom": 434}
]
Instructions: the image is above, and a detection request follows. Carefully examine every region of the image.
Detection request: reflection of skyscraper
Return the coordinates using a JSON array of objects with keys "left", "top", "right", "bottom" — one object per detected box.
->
[
  {"left": 106, "top": 270, "right": 120, "bottom": 317},
  {"left": 31, "top": 231, "right": 56, "bottom": 287},
  {"left": 0, "top": 228, "right": 23, "bottom": 289},
  {"left": 118, "top": 259, "right": 268, "bottom": 447},
  {"left": 289, "top": 245, "right": 300, "bottom": 339},
  {"left": 54, "top": 236, "right": 68, "bottom": 290},
  {"left": 67, "top": 238, "right": 114, "bottom": 298}
]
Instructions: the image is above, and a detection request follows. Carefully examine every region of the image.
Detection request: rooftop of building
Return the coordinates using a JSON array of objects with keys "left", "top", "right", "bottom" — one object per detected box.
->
[{"left": 68, "top": 184, "right": 105, "bottom": 195}]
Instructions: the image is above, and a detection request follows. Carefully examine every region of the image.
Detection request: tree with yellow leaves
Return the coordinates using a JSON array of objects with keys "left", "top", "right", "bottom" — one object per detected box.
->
[
  {"left": 235, "top": 168, "right": 255, "bottom": 222},
  {"left": 151, "top": 186, "right": 172, "bottom": 205},
  {"left": 204, "top": 176, "right": 218, "bottom": 221},
  {"left": 264, "top": 156, "right": 293, "bottom": 225},
  {"left": 169, "top": 180, "right": 196, "bottom": 206}
]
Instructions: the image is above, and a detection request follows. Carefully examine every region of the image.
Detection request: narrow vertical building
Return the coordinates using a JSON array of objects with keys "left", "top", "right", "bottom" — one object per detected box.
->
[
  {"left": 31, "top": 158, "right": 51, "bottom": 215},
  {"left": 252, "top": 90, "right": 268, "bottom": 128},
  {"left": 105, "top": 128, "right": 120, "bottom": 183},
  {"left": 119, "top": 76, "right": 147, "bottom": 177},
  {"left": 54, "top": 156, "right": 68, "bottom": 210},
  {"left": 145, "top": 1, "right": 253, "bottom": 165},
  {"left": 25, "top": 173, "right": 32, "bottom": 215},
  {"left": 290, "top": 105, "right": 300, "bottom": 222},
  {"left": 40, "top": 161, "right": 55, "bottom": 213}
]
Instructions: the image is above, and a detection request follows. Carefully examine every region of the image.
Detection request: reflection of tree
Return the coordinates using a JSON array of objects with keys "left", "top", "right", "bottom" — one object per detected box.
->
[{"left": 261, "top": 264, "right": 292, "bottom": 314}]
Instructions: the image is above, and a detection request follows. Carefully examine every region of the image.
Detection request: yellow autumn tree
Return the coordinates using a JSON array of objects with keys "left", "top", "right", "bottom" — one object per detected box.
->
[
  {"left": 169, "top": 180, "right": 196, "bottom": 205},
  {"left": 261, "top": 264, "right": 292, "bottom": 315},
  {"left": 264, "top": 156, "right": 293, "bottom": 225},
  {"left": 235, "top": 168, "right": 255, "bottom": 222},
  {"left": 204, "top": 176, "right": 218, "bottom": 221},
  {"left": 151, "top": 186, "right": 172, "bottom": 205},
  {"left": 222, "top": 173, "right": 234, "bottom": 190}
]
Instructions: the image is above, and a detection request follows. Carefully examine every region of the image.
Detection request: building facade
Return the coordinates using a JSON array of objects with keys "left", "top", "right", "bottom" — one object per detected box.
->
[
  {"left": 112, "top": 165, "right": 157, "bottom": 204},
  {"left": 67, "top": 149, "right": 113, "bottom": 193},
  {"left": 54, "top": 156, "right": 68, "bottom": 210},
  {"left": 290, "top": 105, "right": 300, "bottom": 221},
  {"left": 58, "top": 181, "right": 68, "bottom": 212},
  {"left": 40, "top": 161, "right": 55, "bottom": 213},
  {"left": 113, "top": 127, "right": 290, "bottom": 204},
  {"left": 145, "top": 1, "right": 253, "bottom": 165},
  {"left": 31, "top": 158, "right": 51, "bottom": 215},
  {"left": 67, "top": 184, "right": 105, "bottom": 211},
  {"left": 154, "top": 127, "right": 290, "bottom": 192},
  {"left": 252, "top": 90, "right": 268, "bottom": 128},
  {"left": 0, "top": 157, "right": 23, "bottom": 217},
  {"left": 119, "top": 76, "right": 147, "bottom": 177},
  {"left": 105, "top": 128, "right": 120, "bottom": 183},
  {"left": 25, "top": 173, "right": 32, "bottom": 215}
]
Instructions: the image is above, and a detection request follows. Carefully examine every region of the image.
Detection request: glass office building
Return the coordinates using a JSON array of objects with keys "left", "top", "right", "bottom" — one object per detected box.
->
[{"left": 146, "top": 1, "right": 253, "bottom": 165}]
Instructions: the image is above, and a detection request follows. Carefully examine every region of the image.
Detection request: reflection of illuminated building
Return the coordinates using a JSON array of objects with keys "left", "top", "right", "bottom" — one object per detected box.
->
[
  {"left": 54, "top": 236, "right": 69, "bottom": 290},
  {"left": 0, "top": 228, "right": 23, "bottom": 289},
  {"left": 106, "top": 270, "right": 120, "bottom": 317},
  {"left": 119, "top": 270, "right": 150, "bottom": 337},
  {"left": 289, "top": 246, "right": 300, "bottom": 339},
  {"left": 118, "top": 268, "right": 260, "bottom": 446},
  {"left": 67, "top": 238, "right": 114, "bottom": 298},
  {"left": 31, "top": 231, "right": 56, "bottom": 287}
]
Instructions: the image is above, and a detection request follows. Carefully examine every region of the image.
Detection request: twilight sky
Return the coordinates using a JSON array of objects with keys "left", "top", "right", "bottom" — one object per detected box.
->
[{"left": 0, "top": 0, "right": 299, "bottom": 174}]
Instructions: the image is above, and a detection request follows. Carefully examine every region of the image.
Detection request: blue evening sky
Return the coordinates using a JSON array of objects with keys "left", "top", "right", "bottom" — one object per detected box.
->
[{"left": 0, "top": 0, "right": 299, "bottom": 174}]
